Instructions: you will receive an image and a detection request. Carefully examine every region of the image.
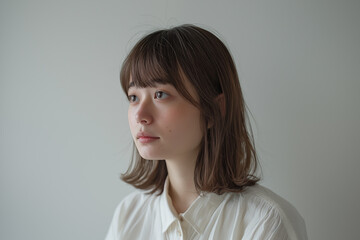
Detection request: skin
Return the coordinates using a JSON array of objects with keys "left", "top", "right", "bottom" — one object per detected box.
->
[{"left": 127, "top": 77, "right": 203, "bottom": 213}]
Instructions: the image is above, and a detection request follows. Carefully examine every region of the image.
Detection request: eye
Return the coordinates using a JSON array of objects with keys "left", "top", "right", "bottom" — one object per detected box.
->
[
  {"left": 154, "top": 91, "right": 169, "bottom": 100},
  {"left": 128, "top": 95, "right": 138, "bottom": 103}
]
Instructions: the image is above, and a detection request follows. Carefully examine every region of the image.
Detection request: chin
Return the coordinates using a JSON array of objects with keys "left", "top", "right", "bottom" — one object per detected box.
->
[
  {"left": 138, "top": 152, "right": 163, "bottom": 161},
  {"left": 141, "top": 156, "right": 163, "bottom": 161}
]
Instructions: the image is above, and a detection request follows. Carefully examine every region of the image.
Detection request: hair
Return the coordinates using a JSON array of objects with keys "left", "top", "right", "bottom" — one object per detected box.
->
[{"left": 120, "top": 24, "right": 260, "bottom": 195}]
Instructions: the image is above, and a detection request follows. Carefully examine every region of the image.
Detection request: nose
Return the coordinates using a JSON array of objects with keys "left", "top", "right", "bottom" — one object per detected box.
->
[{"left": 134, "top": 101, "right": 153, "bottom": 125}]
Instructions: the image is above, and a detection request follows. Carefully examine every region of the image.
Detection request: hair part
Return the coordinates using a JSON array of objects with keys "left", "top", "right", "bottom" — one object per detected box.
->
[{"left": 120, "top": 24, "right": 260, "bottom": 195}]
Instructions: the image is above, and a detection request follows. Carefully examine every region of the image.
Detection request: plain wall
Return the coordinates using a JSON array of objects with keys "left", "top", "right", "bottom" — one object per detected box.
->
[{"left": 1, "top": 0, "right": 359, "bottom": 239}]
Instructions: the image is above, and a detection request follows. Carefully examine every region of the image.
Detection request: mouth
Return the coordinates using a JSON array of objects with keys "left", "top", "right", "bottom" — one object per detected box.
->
[{"left": 136, "top": 132, "right": 160, "bottom": 143}]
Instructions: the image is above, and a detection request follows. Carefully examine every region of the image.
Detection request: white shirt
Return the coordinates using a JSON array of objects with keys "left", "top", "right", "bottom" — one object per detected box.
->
[{"left": 105, "top": 179, "right": 307, "bottom": 240}]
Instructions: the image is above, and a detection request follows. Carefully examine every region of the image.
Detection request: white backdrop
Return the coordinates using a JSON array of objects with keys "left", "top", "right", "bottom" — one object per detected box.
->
[{"left": 1, "top": 0, "right": 359, "bottom": 239}]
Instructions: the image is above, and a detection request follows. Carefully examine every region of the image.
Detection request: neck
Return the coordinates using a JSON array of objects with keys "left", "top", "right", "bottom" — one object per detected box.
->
[{"left": 165, "top": 155, "right": 199, "bottom": 214}]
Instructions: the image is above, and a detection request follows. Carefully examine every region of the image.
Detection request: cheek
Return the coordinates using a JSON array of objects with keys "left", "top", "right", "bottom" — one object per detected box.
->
[
  {"left": 128, "top": 109, "right": 137, "bottom": 135},
  {"left": 162, "top": 109, "right": 183, "bottom": 133},
  {"left": 162, "top": 107, "right": 202, "bottom": 140}
]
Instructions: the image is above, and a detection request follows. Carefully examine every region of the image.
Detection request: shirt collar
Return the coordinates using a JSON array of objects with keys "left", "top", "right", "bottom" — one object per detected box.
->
[{"left": 159, "top": 177, "right": 224, "bottom": 234}]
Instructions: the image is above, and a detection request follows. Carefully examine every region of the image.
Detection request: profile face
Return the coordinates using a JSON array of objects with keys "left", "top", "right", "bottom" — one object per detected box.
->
[{"left": 127, "top": 77, "right": 203, "bottom": 162}]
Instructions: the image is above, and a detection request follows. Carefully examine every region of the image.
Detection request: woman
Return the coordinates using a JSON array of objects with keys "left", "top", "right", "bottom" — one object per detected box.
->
[{"left": 105, "top": 24, "right": 307, "bottom": 240}]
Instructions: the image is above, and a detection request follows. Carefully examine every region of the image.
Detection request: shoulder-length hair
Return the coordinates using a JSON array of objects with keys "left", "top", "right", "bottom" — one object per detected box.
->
[{"left": 120, "top": 24, "right": 260, "bottom": 195}]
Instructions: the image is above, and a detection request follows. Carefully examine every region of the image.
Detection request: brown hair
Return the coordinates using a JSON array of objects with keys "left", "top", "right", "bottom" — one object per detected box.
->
[{"left": 120, "top": 24, "right": 260, "bottom": 195}]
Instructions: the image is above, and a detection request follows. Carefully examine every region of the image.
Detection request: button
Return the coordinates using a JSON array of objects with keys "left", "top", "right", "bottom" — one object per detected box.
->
[{"left": 177, "top": 230, "right": 182, "bottom": 236}]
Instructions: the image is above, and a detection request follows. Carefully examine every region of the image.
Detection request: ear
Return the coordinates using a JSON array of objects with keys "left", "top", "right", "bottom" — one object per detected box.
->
[{"left": 208, "top": 93, "right": 226, "bottom": 128}]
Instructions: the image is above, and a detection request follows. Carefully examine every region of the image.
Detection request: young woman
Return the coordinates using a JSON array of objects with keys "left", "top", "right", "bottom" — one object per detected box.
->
[{"left": 105, "top": 24, "right": 307, "bottom": 240}]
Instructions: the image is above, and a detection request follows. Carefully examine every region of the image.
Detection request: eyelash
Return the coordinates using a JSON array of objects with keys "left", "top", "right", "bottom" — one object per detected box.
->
[
  {"left": 154, "top": 91, "right": 169, "bottom": 99},
  {"left": 128, "top": 95, "right": 138, "bottom": 102},
  {"left": 128, "top": 91, "right": 169, "bottom": 103}
]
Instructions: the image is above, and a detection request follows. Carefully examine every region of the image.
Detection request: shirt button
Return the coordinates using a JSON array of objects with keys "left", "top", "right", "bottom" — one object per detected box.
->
[{"left": 177, "top": 230, "right": 182, "bottom": 236}]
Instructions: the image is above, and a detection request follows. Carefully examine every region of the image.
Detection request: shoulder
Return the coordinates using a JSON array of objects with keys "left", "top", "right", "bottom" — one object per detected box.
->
[
  {"left": 105, "top": 190, "right": 160, "bottom": 240},
  {"left": 113, "top": 190, "right": 158, "bottom": 218},
  {"left": 223, "top": 184, "right": 308, "bottom": 239},
  {"left": 241, "top": 184, "right": 302, "bottom": 218}
]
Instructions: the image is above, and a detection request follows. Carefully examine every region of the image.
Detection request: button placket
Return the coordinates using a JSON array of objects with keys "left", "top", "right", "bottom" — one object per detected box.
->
[{"left": 176, "top": 219, "right": 183, "bottom": 239}]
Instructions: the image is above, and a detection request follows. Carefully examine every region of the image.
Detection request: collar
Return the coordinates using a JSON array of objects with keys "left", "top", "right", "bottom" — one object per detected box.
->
[{"left": 159, "top": 178, "right": 224, "bottom": 234}]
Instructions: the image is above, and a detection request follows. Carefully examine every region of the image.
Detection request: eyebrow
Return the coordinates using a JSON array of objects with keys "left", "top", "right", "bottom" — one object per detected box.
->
[
  {"left": 129, "top": 81, "right": 135, "bottom": 89},
  {"left": 128, "top": 79, "right": 171, "bottom": 89}
]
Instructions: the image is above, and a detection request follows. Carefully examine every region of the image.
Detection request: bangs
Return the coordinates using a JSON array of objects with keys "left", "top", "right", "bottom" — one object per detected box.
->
[
  {"left": 120, "top": 31, "right": 180, "bottom": 93},
  {"left": 120, "top": 28, "right": 201, "bottom": 108}
]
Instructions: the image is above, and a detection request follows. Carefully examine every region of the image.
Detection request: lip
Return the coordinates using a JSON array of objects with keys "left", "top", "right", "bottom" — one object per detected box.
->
[{"left": 136, "top": 132, "right": 160, "bottom": 143}]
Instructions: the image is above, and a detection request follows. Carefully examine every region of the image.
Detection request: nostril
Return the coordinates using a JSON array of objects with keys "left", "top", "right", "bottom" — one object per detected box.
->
[{"left": 137, "top": 118, "right": 151, "bottom": 125}]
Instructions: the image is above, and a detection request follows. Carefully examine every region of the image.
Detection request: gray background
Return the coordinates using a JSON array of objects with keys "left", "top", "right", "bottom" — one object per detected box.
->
[{"left": 1, "top": 0, "right": 359, "bottom": 239}]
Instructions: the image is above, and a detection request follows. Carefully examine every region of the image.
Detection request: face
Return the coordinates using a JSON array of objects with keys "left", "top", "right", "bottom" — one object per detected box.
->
[{"left": 127, "top": 77, "right": 203, "bottom": 162}]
